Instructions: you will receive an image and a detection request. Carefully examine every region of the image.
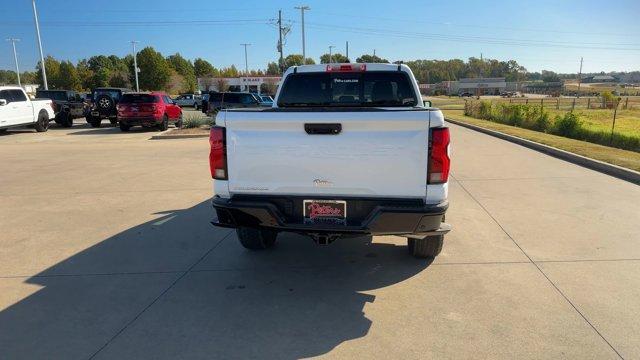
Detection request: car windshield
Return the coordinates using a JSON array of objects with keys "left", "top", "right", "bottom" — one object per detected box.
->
[
  {"left": 119, "top": 94, "right": 158, "bottom": 103},
  {"left": 278, "top": 71, "right": 418, "bottom": 107},
  {"left": 36, "top": 91, "right": 67, "bottom": 101}
]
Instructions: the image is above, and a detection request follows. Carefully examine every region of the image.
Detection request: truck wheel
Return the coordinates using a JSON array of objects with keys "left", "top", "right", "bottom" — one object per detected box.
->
[
  {"left": 34, "top": 111, "right": 50, "bottom": 132},
  {"left": 193, "top": 102, "right": 198, "bottom": 109},
  {"left": 109, "top": 118, "right": 118, "bottom": 126},
  {"left": 119, "top": 122, "right": 131, "bottom": 132},
  {"left": 60, "top": 112, "right": 73, "bottom": 127},
  {"left": 236, "top": 227, "right": 278, "bottom": 250},
  {"left": 88, "top": 118, "right": 101, "bottom": 128},
  {"left": 158, "top": 114, "right": 169, "bottom": 131},
  {"left": 407, "top": 235, "right": 444, "bottom": 259}
]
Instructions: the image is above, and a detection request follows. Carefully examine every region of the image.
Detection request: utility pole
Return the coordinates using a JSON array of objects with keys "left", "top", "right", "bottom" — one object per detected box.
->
[
  {"left": 294, "top": 5, "right": 310, "bottom": 64},
  {"left": 6, "top": 38, "right": 21, "bottom": 87},
  {"left": 328, "top": 45, "right": 335, "bottom": 64},
  {"left": 278, "top": 10, "right": 284, "bottom": 73},
  {"left": 130, "top": 41, "right": 140, "bottom": 92},
  {"left": 577, "top": 57, "right": 583, "bottom": 97},
  {"left": 373, "top": 49, "right": 376, "bottom": 57},
  {"left": 346, "top": 41, "right": 349, "bottom": 61},
  {"left": 31, "top": 0, "right": 47, "bottom": 89},
  {"left": 241, "top": 43, "right": 251, "bottom": 75}
]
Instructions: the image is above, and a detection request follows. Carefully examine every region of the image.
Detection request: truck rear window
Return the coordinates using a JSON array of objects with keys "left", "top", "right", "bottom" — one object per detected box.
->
[
  {"left": 278, "top": 71, "right": 418, "bottom": 107},
  {"left": 36, "top": 91, "right": 67, "bottom": 101},
  {"left": 120, "top": 94, "right": 158, "bottom": 104}
]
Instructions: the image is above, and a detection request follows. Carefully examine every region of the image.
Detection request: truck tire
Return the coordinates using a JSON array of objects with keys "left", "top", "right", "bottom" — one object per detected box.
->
[
  {"left": 109, "top": 118, "right": 117, "bottom": 126},
  {"left": 236, "top": 227, "right": 278, "bottom": 250},
  {"left": 88, "top": 117, "right": 101, "bottom": 128},
  {"left": 119, "top": 122, "right": 131, "bottom": 132},
  {"left": 59, "top": 112, "right": 73, "bottom": 127},
  {"left": 193, "top": 102, "right": 198, "bottom": 109},
  {"left": 407, "top": 235, "right": 444, "bottom": 259},
  {"left": 34, "top": 110, "right": 50, "bottom": 132}
]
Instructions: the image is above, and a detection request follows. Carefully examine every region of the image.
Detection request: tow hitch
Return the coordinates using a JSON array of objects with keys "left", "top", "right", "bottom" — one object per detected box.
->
[{"left": 310, "top": 233, "right": 341, "bottom": 245}]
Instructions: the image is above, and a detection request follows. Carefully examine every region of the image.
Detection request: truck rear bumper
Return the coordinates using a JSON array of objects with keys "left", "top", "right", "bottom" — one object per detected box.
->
[{"left": 211, "top": 196, "right": 450, "bottom": 236}]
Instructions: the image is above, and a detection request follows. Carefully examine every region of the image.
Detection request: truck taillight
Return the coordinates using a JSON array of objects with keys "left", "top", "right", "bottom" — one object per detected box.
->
[
  {"left": 209, "top": 126, "right": 228, "bottom": 180},
  {"left": 326, "top": 63, "right": 366, "bottom": 72},
  {"left": 427, "top": 127, "right": 450, "bottom": 184}
]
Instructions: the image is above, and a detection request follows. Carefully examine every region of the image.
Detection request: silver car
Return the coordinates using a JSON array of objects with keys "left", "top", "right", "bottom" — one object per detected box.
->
[{"left": 173, "top": 94, "right": 202, "bottom": 109}]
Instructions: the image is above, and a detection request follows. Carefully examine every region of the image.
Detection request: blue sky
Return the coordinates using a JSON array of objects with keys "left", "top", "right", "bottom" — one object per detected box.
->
[{"left": 2, "top": 0, "right": 639, "bottom": 74}]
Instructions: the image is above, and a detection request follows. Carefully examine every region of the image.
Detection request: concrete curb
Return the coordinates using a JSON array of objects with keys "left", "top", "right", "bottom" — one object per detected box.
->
[
  {"left": 150, "top": 129, "right": 209, "bottom": 140},
  {"left": 446, "top": 118, "right": 640, "bottom": 185}
]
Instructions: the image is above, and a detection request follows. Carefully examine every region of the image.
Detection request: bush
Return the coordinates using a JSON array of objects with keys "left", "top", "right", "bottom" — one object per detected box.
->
[
  {"left": 552, "top": 112, "right": 582, "bottom": 137},
  {"left": 182, "top": 114, "right": 213, "bottom": 128}
]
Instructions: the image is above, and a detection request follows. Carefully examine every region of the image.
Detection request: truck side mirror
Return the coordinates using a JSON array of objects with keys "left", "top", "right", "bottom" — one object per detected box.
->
[
  {"left": 423, "top": 100, "right": 432, "bottom": 107},
  {"left": 0, "top": 99, "right": 7, "bottom": 106}
]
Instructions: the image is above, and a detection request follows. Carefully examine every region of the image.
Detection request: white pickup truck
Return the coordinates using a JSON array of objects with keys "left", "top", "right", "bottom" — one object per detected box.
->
[
  {"left": 0, "top": 86, "right": 55, "bottom": 133},
  {"left": 209, "top": 63, "right": 451, "bottom": 259}
]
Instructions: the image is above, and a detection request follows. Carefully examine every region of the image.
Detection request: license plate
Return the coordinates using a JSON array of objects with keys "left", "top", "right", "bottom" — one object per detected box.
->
[
  {"left": 91, "top": 111, "right": 99, "bottom": 116},
  {"left": 303, "top": 200, "right": 346, "bottom": 225}
]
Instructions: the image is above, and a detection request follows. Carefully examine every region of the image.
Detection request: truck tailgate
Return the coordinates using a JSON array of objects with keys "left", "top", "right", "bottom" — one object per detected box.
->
[{"left": 223, "top": 109, "right": 430, "bottom": 198}]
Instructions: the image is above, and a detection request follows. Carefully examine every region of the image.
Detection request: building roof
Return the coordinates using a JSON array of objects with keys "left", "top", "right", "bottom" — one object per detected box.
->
[{"left": 459, "top": 77, "right": 506, "bottom": 83}]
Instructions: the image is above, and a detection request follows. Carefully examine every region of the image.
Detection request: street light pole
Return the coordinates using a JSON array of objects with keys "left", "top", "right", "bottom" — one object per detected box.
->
[
  {"left": 131, "top": 41, "right": 140, "bottom": 92},
  {"left": 31, "top": 0, "right": 47, "bottom": 89},
  {"left": 294, "top": 5, "right": 310, "bottom": 64},
  {"left": 241, "top": 43, "right": 251, "bottom": 75},
  {"left": 6, "top": 38, "right": 21, "bottom": 87},
  {"left": 328, "top": 45, "right": 335, "bottom": 64}
]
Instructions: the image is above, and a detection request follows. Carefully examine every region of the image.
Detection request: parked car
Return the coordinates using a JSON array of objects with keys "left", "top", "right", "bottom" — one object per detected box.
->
[
  {"left": 258, "top": 95, "right": 274, "bottom": 106},
  {"left": 174, "top": 93, "right": 202, "bottom": 109},
  {"left": 206, "top": 92, "right": 263, "bottom": 116},
  {"left": 35, "top": 89, "right": 87, "bottom": 127},
  {"left": 0, "top": 86, "right": 55, "bottom": 133},
  {"left": 459, "top": 92, "right": 473, "bottom": 97},
  {"left": 116, "top": 92, "right": 183, "bottom": 132},
  {"left": 209, "top": 63, "right": 451, "bottom": 259},
  {"left": 86, "top": 87, "right": 132, "bottom": 128}
]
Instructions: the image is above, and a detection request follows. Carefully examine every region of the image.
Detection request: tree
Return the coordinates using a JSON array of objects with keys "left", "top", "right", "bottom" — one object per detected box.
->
[
  {"left": 136, "top": 47, "right": 171, "bottom": 90},
  {"left": 541, "top": 70, "right": 560, "bottom": 83},
  {"left": 219, "top": 65, "right": 239, "bottom": 77},
  {"left": 215, "top": 78, "right": 229, "bottom": 92},
  {"left": 35, "top": 56, "right": 61, "bottom": 88},
  {"left": 320, "top": 53, "right": 349, "bottom": 64},
  {"left": 266, "top": 62, "right": 280, "bottom": 75},
  {"left": 0, "top": 70, "right": 18, "bottom": 84},
  {"left": 356, "top": 54, "right": 389, "bottom": 63},
  {"left": 194, "top": 58, "right": 216, "bottom": 77},
  {"left": 58, "top": 61, "right": 81, "bottom": 90},
  {"left": 167, "top": 53, "right": 196, "bottom": 92},
  {"left": 283, "top": 54, "right": 304, "bottom": 68}
]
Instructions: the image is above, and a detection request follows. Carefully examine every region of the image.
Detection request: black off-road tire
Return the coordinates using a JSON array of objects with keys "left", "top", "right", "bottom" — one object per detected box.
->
[
  {"left": 158, "top": 114, "right": 169, "bottom": 131},
  {"left": 408, "top": 235, "right": 444, "bottom": 259},
  {"left": 34, "top": 110, "right": 50, "bottom": 132},
  {"left": 59, "top": 112, "right": 73, "bottom": 127},
  {"left": 119, "top": 122, "right": 131, "bottom": 132},
  {"left": 236, "top": 227, "right": 278, "bottom": 250},
  {"left": 86, "top": 115, "right": 101, "bottom": 128},
  {"left": 96, "top": 94, "right": 114, "bottom": 112},
  {"left": 109, "top": 118, "right": 118, "bottom": 126}
]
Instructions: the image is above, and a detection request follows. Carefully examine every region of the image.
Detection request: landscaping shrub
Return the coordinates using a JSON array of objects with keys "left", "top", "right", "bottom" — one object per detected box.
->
[
  {"left": 551, "top": 112, "right": 582, "bottom": 137},
  {"left": 182, "top": 114, "right": 212, "bottom": 129}
]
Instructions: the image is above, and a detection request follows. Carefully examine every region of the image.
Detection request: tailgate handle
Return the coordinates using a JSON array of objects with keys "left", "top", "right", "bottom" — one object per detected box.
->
[{"left": 305, "top": 123, "right": 342, "bottom": 135}]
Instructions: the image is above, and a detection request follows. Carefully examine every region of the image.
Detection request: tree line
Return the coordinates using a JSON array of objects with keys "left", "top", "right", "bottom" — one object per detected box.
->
[{"left": 4, "top": 48, "right": 629, "bottom": 92}]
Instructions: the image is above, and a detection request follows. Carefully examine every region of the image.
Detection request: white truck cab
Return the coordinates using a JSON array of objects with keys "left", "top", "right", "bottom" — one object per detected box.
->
[
  {"left": 209, "top": 63, "right": 451, "bottom": 259},
  {"left": 0, "top": 86, "right": 55, "bottom": 132}
]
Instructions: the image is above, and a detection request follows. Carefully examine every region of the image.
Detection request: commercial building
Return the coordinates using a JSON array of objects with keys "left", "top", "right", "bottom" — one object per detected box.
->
[
  {"left": 455, "top": 78, "right": 506, "bottom": 95},
  {"left": 197, "top": 76, "right": 281, "bottom": 95}
]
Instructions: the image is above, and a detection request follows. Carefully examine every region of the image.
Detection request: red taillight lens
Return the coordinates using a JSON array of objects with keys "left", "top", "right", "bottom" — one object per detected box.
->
[
  {"left": 428, "top": 127, "right": 450, "bottom": 184},
  {"left": 209, "top": 126, "right": 227, "bottom": 180},
  {"left": 325, "top": 63, "right": 366, "bottom": 72}
]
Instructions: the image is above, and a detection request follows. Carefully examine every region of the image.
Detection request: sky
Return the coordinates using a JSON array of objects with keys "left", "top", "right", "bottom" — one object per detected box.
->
[{"left": 1, "top": 0, "right": 639, "bottom": 74}]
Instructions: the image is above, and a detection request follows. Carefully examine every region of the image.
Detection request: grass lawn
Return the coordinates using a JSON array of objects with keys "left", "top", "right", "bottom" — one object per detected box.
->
[
  {"left": 443, "top": 110, "right": 640, "bottom": 172},
  {"left": 546, "top": 108, "right": 640, "bottom": 138}
]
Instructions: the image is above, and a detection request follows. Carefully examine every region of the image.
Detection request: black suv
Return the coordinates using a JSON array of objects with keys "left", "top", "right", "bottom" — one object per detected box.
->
[
  {"left": 35, "top": 89, "right": 87, "bottom": 127},
  {"left": 86, "top": 87, "right": 132, "bottom": 127},
  {"left": 205, "top": 92, "right": 262, "bottom": 116}
]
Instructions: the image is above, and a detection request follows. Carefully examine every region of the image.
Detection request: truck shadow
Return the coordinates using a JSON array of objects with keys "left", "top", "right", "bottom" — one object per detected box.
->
[{"left": 0, "top": 200, "right": 431, "bottom": 359}]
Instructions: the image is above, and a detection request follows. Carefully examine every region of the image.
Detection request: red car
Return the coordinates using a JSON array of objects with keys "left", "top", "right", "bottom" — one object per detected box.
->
[{"left": 116, "top": 92, "right": 183, "bottom": 131}]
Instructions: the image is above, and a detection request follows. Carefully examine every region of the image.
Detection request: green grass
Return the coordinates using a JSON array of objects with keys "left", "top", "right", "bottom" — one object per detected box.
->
[
  {"left": 182, "top": 113, "right": 213, "bottom": 128},
  {"left": 444, "top": 110, "right": 640, "bottom": 172},
  {"left": 546, "top": 109, "right": 640, "bottom": 138}
]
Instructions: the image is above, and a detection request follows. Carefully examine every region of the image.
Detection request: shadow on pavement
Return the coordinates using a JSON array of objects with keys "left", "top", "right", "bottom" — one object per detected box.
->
[{"left": 0, "top": 200, "right": 430, "bottom": 359}]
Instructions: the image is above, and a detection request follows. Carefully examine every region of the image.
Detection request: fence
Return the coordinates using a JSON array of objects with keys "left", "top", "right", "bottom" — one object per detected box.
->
[{"left": 499, "top": 97, "right": 640, "bottom": 111}]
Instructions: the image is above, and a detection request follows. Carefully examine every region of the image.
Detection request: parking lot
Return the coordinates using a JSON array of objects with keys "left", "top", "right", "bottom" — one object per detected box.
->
[{"left": 0, "top": 118, "right": 639, "bottom": 359}]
